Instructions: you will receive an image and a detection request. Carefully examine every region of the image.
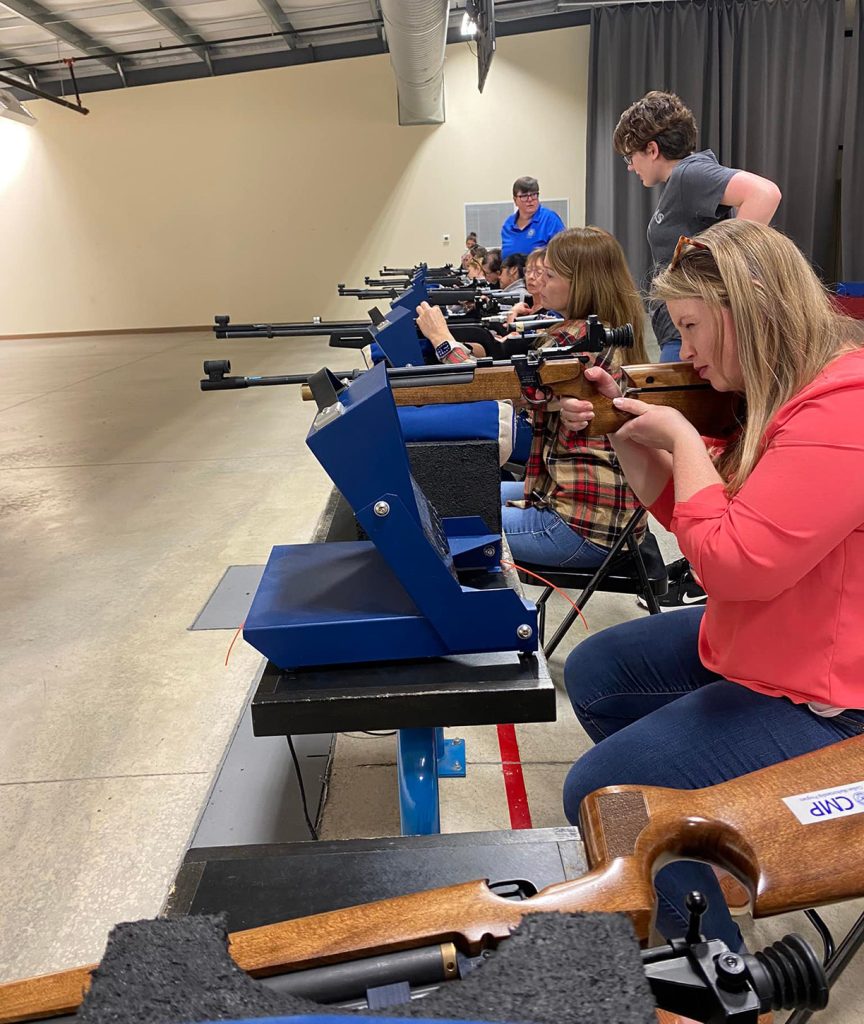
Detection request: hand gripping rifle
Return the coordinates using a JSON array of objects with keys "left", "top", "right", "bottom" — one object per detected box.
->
[{"left": 1, "top": 737, "right": 862, "bottom": 1022}]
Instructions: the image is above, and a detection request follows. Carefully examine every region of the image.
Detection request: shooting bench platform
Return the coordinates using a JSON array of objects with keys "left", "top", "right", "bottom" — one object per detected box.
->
[{"left": 249, "top": 487, "right": 556, "bottom": 835}]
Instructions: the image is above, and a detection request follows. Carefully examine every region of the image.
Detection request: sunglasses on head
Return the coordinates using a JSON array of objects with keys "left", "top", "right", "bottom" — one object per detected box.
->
[{"left": 669, "top": 235, "right": 712, "bottom": 271}]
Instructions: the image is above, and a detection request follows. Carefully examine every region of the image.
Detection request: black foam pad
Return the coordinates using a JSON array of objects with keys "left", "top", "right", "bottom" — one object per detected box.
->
[
  {"left": 406, "top": 440, "right": 502, "bottom": 535},
  {"left": 77, "top": 912, "right": 656, "bottom": 1024}
]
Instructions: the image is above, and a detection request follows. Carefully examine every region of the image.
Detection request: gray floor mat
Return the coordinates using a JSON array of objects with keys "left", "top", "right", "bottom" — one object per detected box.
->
[{"left": 189, "top": 565, "right": 265, "bottom": 630}]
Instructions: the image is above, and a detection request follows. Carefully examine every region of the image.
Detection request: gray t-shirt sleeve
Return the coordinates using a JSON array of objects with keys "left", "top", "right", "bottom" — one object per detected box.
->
[{"left": 680, "top": 159, "right": 738, "bottom": 221}]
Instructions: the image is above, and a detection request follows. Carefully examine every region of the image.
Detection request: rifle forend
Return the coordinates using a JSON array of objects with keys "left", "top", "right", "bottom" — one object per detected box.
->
[{"left": 1, "top": 737, "right": 861, "bottom": 1023}]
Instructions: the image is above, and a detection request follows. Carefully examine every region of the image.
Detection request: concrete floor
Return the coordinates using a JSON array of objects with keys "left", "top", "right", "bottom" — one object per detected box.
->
[{"left": 0, "top": 331, "right": 861, "bottom": 1022}]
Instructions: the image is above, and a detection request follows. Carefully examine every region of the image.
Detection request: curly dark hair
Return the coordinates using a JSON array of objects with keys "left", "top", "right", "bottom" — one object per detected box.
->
[{"left": 613, "top": 91, "right": 698, "bottom": 160}]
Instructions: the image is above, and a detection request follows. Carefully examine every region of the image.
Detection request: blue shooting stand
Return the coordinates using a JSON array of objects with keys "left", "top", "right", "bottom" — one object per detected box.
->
[
  {"left": 244, "top": 362, "right": 538, "bottom": 834},
  {"left": 367, "top": 304, "right": 429, "bottom": 367}
]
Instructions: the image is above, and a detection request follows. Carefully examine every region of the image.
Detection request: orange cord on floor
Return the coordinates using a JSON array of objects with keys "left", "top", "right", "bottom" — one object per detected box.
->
[
  {"left": 225, "top": 620, "right": 245, "bottom": 665},
  {"left": 500, "top": 559, "right": 590, "bottom": 632}
]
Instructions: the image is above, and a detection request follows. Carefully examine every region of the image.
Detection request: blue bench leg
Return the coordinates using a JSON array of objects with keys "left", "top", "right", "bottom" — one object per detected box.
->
[
  {"left": 397, "top": 728, "right": 440, "bottom": 835},
  {"left": 397, "top": 727, "right": 467, "bottom": 835}
]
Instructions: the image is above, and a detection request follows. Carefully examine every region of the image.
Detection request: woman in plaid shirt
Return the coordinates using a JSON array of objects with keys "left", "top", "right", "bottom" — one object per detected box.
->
[{"left": 499, "top": 227, "right": 649, "bottom": 567}]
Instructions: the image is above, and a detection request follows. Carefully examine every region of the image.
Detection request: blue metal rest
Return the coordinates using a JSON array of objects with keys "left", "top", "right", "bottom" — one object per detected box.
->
[{"left": 243, "top": 362, "right": 539, "bottom": 833}]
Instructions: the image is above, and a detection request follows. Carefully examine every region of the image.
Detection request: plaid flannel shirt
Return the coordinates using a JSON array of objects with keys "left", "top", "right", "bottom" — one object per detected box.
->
[{"left": 513, "top": 321, "right": 645, "bottom": 548}]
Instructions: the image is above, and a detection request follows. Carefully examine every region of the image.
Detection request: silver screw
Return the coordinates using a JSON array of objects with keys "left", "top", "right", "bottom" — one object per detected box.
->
[
  {"left": 373, "top": 501, "right": 390, "bottom": 517},
  {"left": 517, "top": 624, "right": 533, "bottom": 640},
  {"left": 453, "top": 762, "right": 462, "bottom": 771},
  {"left": 483, "top": 545, "right": 496, "bottom": 557}
]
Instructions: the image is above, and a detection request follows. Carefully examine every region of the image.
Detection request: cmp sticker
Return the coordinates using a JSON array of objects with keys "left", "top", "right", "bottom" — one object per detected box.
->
[{"left": 783, "top": 781, "right": 864, "bottom": 825}]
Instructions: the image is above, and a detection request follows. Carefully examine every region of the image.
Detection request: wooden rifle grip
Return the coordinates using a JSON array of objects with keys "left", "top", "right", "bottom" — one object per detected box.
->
[{"left": 579, "top": 735, "right": 864, "bottom": 920}]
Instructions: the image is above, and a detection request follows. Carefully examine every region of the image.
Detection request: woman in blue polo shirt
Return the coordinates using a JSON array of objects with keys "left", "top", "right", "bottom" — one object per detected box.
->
[{"left": 501, "top": 176, "right": 565, "bottom": 258}]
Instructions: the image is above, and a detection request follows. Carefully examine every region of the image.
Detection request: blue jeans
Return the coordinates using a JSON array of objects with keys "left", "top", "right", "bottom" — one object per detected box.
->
[
  {"left": 563, "top": 608, "right": 864, "bottom": 949},
  {"left": 659, "top": 338, "right": 682, "bottom": 361},
  {"left": 500, "top": 482, "right": 610, "bottom": 568}
]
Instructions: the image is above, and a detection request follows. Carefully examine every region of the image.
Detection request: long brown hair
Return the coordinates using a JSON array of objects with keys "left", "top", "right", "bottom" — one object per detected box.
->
[
  {"left": 652, "top": 219, "right": 864, "bottom": 492},
  {"left": 544, "top": 226, "right": 648, "bottom": 361}
]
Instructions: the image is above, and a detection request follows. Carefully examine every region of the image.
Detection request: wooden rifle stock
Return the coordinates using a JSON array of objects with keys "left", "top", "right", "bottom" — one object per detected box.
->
[
  {"left": 300, "top": 361, "right": 743, "bottom": 438},
  {"left": 2, "top": 736, "right": 861, "bottom": 1023}
]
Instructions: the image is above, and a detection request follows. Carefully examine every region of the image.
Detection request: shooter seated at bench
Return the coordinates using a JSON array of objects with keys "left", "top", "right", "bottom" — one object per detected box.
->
[{"left": 416, "top": 226, "right": 649, "bottom": 570}]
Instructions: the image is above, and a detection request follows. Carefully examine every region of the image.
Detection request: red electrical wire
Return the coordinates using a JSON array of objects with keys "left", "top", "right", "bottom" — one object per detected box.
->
[
  {"left": 500, "top": 559, "right": 590, "bottom": 632},
  {"left": 225, "top": 620, "right": 245, "bottom": 665}
]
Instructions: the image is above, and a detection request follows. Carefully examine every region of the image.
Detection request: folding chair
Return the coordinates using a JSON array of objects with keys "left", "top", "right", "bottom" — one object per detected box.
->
[{"left": 515, "top": 506, "right": 669, "bottom": 657}]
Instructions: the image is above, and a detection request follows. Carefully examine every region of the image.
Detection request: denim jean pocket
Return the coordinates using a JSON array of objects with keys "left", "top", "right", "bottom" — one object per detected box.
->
[
  {"left": 545, "top": 518, "right": 609, "bottom": 569},
  {"left": 834, "top": 711, "right": 864, "bottom": 735}
]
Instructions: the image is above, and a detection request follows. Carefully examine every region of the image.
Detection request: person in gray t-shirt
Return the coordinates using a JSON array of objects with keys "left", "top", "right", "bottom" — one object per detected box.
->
[{"left": 614, "top": 91, "right": 782, "bottom": 361}]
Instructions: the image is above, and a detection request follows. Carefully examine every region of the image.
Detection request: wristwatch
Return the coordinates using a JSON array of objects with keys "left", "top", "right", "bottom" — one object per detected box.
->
[{"left": 434, "top": 339, "right": 454, "bottom": 361}]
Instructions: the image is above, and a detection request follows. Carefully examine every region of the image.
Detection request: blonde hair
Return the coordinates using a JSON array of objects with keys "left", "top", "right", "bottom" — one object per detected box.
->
[
  {"left": 544, "top": 226, "right": 647, "bottom": 361},
  {"left": 652, "top": 219, "right": 863, "bottom": 492},
  {"left": 525, "top": 247, "right": 546, "bottom": 268}
]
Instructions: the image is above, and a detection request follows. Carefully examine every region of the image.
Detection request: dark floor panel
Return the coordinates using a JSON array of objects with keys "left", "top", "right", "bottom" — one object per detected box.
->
[
  {"left": 168, "top": 827, "right": 586, "bottom": 932},
  {"left": 191, "top": 695, "right": 332, "bottom": 848}
]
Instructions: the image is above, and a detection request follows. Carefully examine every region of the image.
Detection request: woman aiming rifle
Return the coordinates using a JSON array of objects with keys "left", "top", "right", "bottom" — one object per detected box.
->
[
  {"left": 417, "top": 226, "right": 649, "bottom": 569},
  {"left": 558, "top": 219, "right": 864, "bottom": 949}
]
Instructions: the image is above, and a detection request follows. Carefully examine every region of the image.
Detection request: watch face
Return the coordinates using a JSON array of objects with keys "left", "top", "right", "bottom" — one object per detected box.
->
[{"left": 435, "top": 340, "right": 452, "bottom": 360}]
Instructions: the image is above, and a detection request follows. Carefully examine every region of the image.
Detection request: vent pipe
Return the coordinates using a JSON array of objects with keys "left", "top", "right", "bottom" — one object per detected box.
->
[{"left": 379, "top": 0, "right": 450, "bottom": 125}]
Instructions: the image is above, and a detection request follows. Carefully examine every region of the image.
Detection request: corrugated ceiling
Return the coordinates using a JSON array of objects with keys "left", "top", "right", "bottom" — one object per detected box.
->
[{"left": 0, "top": 0, "right": 591, "bottom": 99}]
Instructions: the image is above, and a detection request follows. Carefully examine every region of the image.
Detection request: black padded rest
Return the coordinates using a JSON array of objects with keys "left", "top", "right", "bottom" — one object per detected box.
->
[
  {"left": 448, "top": 324, "right": 499, "bottom": 350},
  {"left": 516, "top": 530, "right": 669, "bottom": 595},
  {"left": 77, "top": 912, "right": 656, "bottom": 1024}
]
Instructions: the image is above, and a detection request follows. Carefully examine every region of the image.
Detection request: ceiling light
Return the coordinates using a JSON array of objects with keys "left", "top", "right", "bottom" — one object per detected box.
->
[
  {"left": 0, "top": 89, "right": 37, "bottom": 126},
  {"left": 461, "top": 11, "right": 478, "bottom": 36}
]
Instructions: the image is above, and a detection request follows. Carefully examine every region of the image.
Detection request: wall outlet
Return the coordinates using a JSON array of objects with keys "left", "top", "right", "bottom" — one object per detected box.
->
[{"left": 442, "top": 233, "right": 450, "bottom": 243}]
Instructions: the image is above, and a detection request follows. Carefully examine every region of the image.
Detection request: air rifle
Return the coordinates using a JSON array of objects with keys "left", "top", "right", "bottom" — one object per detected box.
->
[
  {"left": 337, "top": 283, "right": 524, "bottom": 307},
  {"left": 1, "top": 737, "right": 861, "bottom": 1022},
  {"left": 380, "top": 263, "right": 456, "bottom": 277},
  {"left": 213, "top": 313, "right": 376, "bottom": 342}
]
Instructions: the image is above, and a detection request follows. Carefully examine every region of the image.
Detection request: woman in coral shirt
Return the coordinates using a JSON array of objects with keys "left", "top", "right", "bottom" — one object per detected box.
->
[{"left": 558, "top": 219, "right": 864, "bottom": 950}]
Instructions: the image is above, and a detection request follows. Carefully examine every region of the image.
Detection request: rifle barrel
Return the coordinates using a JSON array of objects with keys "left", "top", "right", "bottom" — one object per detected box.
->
[{"left": 216, "top": 327, "right": 373, "bottom": 339}]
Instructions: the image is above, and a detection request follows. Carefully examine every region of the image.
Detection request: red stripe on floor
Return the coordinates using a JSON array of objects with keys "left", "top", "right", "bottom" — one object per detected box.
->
[{"left": 496, "top": 723, "right": 533, "bottom": 829}]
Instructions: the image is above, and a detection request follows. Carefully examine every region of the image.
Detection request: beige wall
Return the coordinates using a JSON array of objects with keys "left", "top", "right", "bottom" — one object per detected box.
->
[{"left": 0, "top": 26, "right": 589, "bottom": 335}]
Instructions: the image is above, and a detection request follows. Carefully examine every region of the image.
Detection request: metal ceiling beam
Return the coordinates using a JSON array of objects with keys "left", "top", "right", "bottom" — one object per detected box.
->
[
  {"left": 254, "top": 0, "right": 301, "bottom": 48},
  {"left": 127, "top": 0, "right": 213, "bottom": 67},
  {"left": 0, "top": 0, "right": 122, "bottom": 73},
  {"left": 0, "top": 50, "right": 30, "bottom": 72},
  {"left": 6, "top": 31, "right": 384, "bottom": 96}
]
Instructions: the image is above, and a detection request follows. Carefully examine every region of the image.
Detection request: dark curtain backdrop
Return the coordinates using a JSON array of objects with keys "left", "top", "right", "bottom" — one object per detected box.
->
[
  {"left": 586, "top": 0, "right": 847, "bottom": 288},
  {"left": 841, "top": 0, "right": 863, "bottom": 281}
]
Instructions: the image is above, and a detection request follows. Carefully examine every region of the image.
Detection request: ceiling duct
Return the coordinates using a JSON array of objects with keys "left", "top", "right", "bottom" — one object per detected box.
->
[{"left": 380, "top": 0, "right": 450, "bottom": 126}]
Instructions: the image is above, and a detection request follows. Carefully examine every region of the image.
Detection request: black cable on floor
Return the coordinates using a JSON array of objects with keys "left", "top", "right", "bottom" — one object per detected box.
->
[
  {"left": 340, "top": 730, "right": 398, "bottom": 737},
  {"left": 286, "top": 734, "right": 319, "bottom": 840}
]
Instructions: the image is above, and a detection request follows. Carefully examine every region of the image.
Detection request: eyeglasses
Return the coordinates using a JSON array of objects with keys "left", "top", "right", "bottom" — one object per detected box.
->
[
  {"left": 623, "top": 153, "right": 634, "bottom": 167},
  {"left": 515, "top": 192, "right": 539, "bottom": 201},
  {"left": 669, "top": 235, "right": 712, "bottom": 271},
  {"left": 525, "top": 266, "right": 544, "bottom": 277}
]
